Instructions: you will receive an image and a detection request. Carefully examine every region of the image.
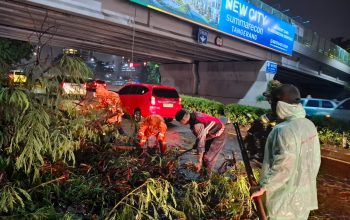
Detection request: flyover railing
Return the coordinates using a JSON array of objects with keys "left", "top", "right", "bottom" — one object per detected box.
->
[{"left": 246, "top": 0, "right": 350, "bottom": 66}]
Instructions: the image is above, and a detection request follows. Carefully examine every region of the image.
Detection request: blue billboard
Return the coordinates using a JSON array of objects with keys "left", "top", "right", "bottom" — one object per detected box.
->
[{"left": 130, "top": 0, "right": 295, "bottom": 55}]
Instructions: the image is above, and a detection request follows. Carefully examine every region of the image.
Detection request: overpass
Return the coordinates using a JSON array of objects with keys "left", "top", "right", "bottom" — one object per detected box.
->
[{"left": 0, "top": 0, "right": 349, "bottom": 104}]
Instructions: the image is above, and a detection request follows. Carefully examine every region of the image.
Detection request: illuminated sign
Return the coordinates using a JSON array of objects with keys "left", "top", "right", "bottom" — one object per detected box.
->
[
  {"left": 130, "top": 0, "right": 295, "bottom": 55},
  {"left": 129, "top": 62, "right": 142, "bottom": 67},
  {"left": 63, "top": 48, "right": 78, "bottom": 55}
]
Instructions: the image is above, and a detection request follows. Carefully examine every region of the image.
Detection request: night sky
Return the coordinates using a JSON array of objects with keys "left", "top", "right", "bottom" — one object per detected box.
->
[{"left": 261, "top": 0, "right": 350, "bottom": 40}]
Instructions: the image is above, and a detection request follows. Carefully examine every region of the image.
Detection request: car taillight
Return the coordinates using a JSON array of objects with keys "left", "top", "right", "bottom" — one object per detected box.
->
[
  {"left": 84, "top": 83, "right": 87, "bottom": 89},
  {"left": 151, "top": 96, "right": 156, "bottom": 105},
  {"left": 93, "top": 82, "right": 97, "bottom": 87},
  {"left": 179, "top": 97, "right": 182, "bottom": 104},
  {"left": 103, "top": 84, "right": 107, "bottom": 88}
]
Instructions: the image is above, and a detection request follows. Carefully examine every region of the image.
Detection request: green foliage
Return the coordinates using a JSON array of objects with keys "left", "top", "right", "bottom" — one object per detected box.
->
[
  {"left": 318, "top": 128, "right": 343, "bottom": 146},
  {"left": 0, "top": 87, "right": 30, "bottom": 119},
  {"left": 49, "top": 112, "right": 95, "bottom": 164},
  {"left": 266, "top": 80, "right": 282, "bottom": 93},
  {"left": 225, "top": 103, "right": 268, "bottom": 125},
  {"left": 180, "top": 181, "right": 207, "bottom": 219},
  {"left": 25, "top": 206, "right": 59, "bottom": 220},
  {"left": 180, "top": 96, "right": 267, "bottom": 123},
  {"left": 256, "top": 80, "right": 282, "bottom": 102},
  {"left": 0, "top": 52, "right": 96, "bottom": 181},
  {"left": 0, "top": 37, "right": 33, "bottom": 70},
  {"left": 211, "top": 164, "right": 254, "bottom": 218},
  {"left": 256, "top": 95, "right": 265, "bottom": 102},
  {"left": 178, "top": 163, "right": 256, "bottom": 219},
  {"left": 311, "top": 116, "right": 350, "bottom": 132},
  {"left": 106, "top": 178, "right": 184, "bottom": 220},
  {"left": 57, "top": 54, "right": 92, "bottom": 80},
  {"left": 146, "top": 62, "right": 160, "bottom": 84},
  {"left": 181, "top": 95, "right": 225, "bottom": 117},
  {"left": 311, "top": 116, "right": 350, "bottom": 147},
  {"left": 0, "top": 184, "right": 31, "bottom": 213},
  {"left": 61, "top": 175, "right": 105, "bottom": 203},
  {"left": 13, "top": 107, "right": 51, "bottom": 176},
  {"left": 60, "top": 212, "right": 77, "bottom": 220}
]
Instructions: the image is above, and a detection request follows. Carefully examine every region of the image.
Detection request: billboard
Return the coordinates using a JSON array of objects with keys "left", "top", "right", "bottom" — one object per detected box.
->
[{"left": 130, "top": 0, "right": 295, "bottom": 55}]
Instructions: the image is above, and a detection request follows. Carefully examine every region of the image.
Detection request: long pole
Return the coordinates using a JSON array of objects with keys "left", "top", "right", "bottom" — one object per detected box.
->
[{"left": 234, "top": 122, "right": 267, "bottom": 220}]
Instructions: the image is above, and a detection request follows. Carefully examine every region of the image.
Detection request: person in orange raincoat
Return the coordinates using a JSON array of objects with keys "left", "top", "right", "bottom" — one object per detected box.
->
[
  {"left": 95, "top": 86, "right": 124, "bottom": 125},
  {"left": 82, "top": 86, "right": 124, "bottom": 133},
  {"left": 138, "top": 114, "right": 167, "bottom": 154}
]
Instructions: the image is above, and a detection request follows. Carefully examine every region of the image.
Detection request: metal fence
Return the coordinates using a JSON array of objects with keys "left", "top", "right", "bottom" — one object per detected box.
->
[{"left": 245, "top": 0, "right": 350, "bottom": 66}]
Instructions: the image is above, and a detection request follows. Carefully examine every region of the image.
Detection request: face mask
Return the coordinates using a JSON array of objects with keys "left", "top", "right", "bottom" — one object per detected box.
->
[{"left": 276, "top": 101, "right": 305, "bottom": 120}]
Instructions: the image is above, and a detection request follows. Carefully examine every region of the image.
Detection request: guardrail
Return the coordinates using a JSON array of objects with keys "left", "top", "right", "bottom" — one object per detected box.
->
[{"left": 246, "top": 0, "right": 350, "bottom": 67}]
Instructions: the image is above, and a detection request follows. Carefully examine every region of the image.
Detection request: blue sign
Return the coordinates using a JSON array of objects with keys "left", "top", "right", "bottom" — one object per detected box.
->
[
  {"left": 266, "top": 61, "right": 278, "bottom": 74},
  {"left": 198, "top": 28, "right": 208, "bottom": 44},
  {"left": 130, "top": 0, "right": 296, "bottom": 55}
]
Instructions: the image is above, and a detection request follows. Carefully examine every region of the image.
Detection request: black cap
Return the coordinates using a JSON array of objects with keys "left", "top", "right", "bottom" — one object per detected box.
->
[
  {"left": 262, "top": 91, "right": 271, "bottom": 99},
  {"left": 271, "top": 84, "right": 301, "bottom": 104},
  {"left": 175, "top": 109, "right": 187, "bottom": 121},
  {"left": 263, "top": 80, "right": 282, "bottom": 100}
]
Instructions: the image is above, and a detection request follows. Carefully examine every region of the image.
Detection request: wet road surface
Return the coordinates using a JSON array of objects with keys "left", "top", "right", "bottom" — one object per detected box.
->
[{"left": 309, "top": 174, "right": 350, "bottom": 220}]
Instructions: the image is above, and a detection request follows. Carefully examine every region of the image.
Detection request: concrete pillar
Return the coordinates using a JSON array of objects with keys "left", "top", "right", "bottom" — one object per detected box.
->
[
  {"left": 160, "top": 61, "right": 272, "bottom": 108},
  {"left": 159, "top": 63, "right": 197, "bottom": 94},
  {"left": 198, "top": 61, "right": 269, "bottom": 106},
  {"left": 237, "top": 61, "right": 275, "bottom": 109}
]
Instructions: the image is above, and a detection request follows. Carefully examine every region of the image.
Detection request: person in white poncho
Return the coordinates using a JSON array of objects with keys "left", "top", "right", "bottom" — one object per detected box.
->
[{"left": 251, "top": 84, "right": 321, "bottom": 220}]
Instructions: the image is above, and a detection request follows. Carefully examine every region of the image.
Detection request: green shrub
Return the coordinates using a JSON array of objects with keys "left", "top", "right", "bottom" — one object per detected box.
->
[
  {"left": 181, "top": 95, "right": 225, "bottom": 117},
  {"left": 224, "top": 104, "right": 268, "bottom": 126},
  {"left": 311, "top": 116, "right": 350, "bottom": 132},
  {"left": 310, "top": 116, "right": 350, "bottom": 148},
  {"left": 318, "top": 128, "right": 338, "bottom": 145},
  {"left": 180, "top": 96, "right": 350, "bottom": 148},
  {"left": 317, "top": 128, "right": 350, "bottom": 147}
]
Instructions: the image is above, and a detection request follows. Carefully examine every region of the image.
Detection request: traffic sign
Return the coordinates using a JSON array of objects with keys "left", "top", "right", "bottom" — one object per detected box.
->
[
  {"left": 266, "top": 61, "right": 278, "bottom": 74},
  {"left": 198, "top": 28, "right": 208, "bottom": 44}
]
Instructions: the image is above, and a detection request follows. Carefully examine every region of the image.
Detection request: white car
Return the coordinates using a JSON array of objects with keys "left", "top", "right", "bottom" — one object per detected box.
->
[
  {"left": 59, "top": 77, "right": 86, "bottom": 96},
  {"left": 330, "top": 98, "right": 350, "bottom": 121}
]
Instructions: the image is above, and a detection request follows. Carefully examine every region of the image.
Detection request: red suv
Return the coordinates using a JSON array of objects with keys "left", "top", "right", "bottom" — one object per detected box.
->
[{"left": 117, "top": 84, "right": 182, "bottom": 122}]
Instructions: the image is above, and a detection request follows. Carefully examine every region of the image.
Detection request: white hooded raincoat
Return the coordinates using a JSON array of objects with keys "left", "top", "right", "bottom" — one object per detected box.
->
[{"left": 260, "top": 101, "right": 321, "bottom": 220}]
